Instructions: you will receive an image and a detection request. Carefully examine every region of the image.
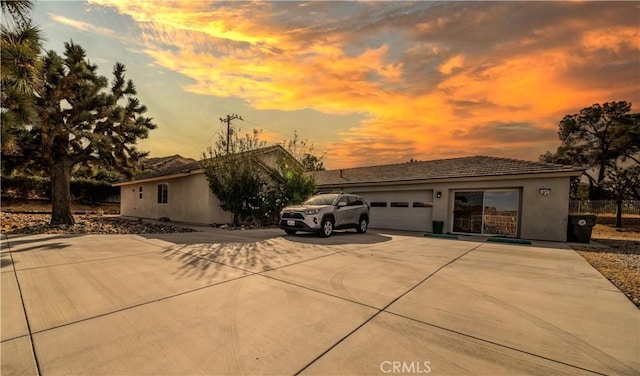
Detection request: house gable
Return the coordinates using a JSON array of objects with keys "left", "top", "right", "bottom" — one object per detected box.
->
[{"left": 114, "top": 145, "right": 300, "bottom": 225}]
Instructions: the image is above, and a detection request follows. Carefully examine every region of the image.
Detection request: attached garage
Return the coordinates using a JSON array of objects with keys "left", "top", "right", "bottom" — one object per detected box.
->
[
  {"left": 352, "top": 190, "right": 433, "bottom": 231},
  {"left": 314, "top": 156, "right": 583, "bottom": 242}
]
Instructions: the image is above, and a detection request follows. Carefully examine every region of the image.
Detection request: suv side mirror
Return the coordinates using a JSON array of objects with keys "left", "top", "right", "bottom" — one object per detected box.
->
[{"left": 337, "top": 201, "right": 347, "bottom": 207}]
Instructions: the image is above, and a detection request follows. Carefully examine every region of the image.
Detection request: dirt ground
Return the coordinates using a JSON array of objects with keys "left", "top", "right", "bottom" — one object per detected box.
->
[
  {"left": 0, "top": 200, "right": 194, "bottom": 234},
  {"left": 572, "top": 216, "right": 640, "bottom": 308},
  {"left": 0, "top": 199, "right": 120, "bottom": 214}
]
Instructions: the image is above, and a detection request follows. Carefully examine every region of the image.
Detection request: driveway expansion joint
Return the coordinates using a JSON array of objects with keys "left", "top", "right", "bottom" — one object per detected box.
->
[
  {"left": 384, "top": 311, "right": 609, "bottom": 376},
  {"left": 6, "top": 233, "right": 637, "bottom": 375},
  {"left": 6, "top": 242, "right": 42, "bottom": 376},
  {"left": 11, "top": 249, "right": 164, "bottom": 272},
  {"left": 293, "top": 241, "right": 484, "bottom": 375}
]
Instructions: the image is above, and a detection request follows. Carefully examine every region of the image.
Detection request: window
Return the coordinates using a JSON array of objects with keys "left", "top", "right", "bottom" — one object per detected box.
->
[
  {"left": 412, "top": 202, "right": 432, "bottom": 208},
  {"left": 390, "top": 202, "right": 409, "bottom": 207},
  {"left": 336, "top": 196, "right": 349, "bottom": 206},
  {"left": 370, "top": 202, "right": 387, "bottom": 207},
  {"left": 138, "top": 186, "right": 143, "bottom": 199},
  {"left": 348, "top": 196, "right": 364, "bottom": 206},
  {"left": 303, "top": 194, "right": 339, "bottom": 205},
  {"left": 157, "top": 183, "right": 168, "bottom": 204}
]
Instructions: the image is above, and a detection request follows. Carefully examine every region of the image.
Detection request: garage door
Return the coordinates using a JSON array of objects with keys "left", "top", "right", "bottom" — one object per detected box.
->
[{"left": 353, "top": 190, "right": 433, "bottom": 231}]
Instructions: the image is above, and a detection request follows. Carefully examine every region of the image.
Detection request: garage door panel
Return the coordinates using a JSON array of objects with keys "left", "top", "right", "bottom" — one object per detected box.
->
[{"left": 354, "top": 191, "right": 433, "bottom": 232}]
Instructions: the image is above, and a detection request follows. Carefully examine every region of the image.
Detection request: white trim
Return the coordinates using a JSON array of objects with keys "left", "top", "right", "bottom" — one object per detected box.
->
[
  {"left": 157, "top": 182, "right": 169, "bottom": 204},
  {"left": 113, "top": 169, "right": 204, "bottom": 186},
  {"left": 318, "top": 170, "right": 582, "bottom": 190},
  {"left": 450, "top": 188, "right": 520, "bottom": 237}
]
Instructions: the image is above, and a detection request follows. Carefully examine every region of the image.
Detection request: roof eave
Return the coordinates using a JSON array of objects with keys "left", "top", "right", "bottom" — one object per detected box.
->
[
  {"left": 317, "top": 169, "right": 584, "bottom": 188},
  {"left": 112, "top": 168, "right": 205, "bottom": 186}
]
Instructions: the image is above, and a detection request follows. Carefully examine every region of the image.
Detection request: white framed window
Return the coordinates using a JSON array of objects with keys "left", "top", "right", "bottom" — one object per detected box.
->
[
  {"left": 157, "top": 183, "right": 168, "bottom": 204},
  {"left": 138, "top": 186, "right": 143, "bottom": 199}
]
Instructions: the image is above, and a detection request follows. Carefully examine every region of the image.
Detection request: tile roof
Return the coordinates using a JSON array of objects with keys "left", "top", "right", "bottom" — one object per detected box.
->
[
  {"left": 137, "top": 155, "right": 197, "bottom": 178},
  {"left": 120, "top": 145, "right": 287, "bottom": 182},
  {"left": 314, "top": 156, "right": 583, "bottom": 186}
]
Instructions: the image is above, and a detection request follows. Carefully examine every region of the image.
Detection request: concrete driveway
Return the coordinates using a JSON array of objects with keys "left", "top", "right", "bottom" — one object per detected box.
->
[{"left": 1, "top": 229, "right": 638, "bottom": 375}]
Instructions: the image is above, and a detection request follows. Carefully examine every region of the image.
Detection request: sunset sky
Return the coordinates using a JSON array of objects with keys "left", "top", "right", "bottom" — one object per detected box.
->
[{"left": 32, "top": 1, "right": 640, "bottom": 169}]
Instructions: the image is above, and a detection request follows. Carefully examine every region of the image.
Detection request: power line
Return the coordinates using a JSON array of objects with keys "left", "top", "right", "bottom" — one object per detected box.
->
[
  {"left": 201, "top": 123, "right": 225, "bottom": 151},
  {"left": 220, "top": 114, "right": 243, "bottom": 154},
  {"left": 239, "top": 117, "right": 298, "bottom": 141}
]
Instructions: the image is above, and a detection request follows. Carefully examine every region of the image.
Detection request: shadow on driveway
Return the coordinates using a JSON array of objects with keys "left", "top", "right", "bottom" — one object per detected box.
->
[
  {"left": 140, "top": 229, "right": 282, "bottom": 245},
  {"left": 160, "top": 238, "right": 327, "bottom": 274},
  {"left": 140, "top": 228, "right": 393, "bottom": 277},
  {"left": 2, "top": 234, "right": 77, "bottom": 249},
  {"left": 283, "top": 230, "right": 392, "bottom": 245}
]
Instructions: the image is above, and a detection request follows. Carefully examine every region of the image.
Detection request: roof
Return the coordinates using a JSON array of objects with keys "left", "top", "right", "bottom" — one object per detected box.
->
[
  {"left": 139, "top": 155, "right": 196, "bottom": 176},
  {"left": 117, "top": 145, "right": 291, "bottom": 184},
  {"left": 314, "top": 156, "right": 584, "bottom": 186}
]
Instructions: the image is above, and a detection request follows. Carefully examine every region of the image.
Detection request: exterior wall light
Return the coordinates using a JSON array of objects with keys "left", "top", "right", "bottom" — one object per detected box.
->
[
  {"left": 539, "top": 188, "right": 551, "bottom": 196},
  {"left": 436, "top": 191, "right": 442, "bottom": 199}
]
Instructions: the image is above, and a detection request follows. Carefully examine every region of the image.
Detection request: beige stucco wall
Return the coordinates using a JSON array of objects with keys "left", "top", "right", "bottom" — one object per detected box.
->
[
  {"left": 119, "top": 173, "right": 232, "bottom": 225},
  {"left": 433, "top": 176, "right": 571, "bottom": 242},
  {"left": 319, "top": 174, "right": 573, "bottom": 242}
]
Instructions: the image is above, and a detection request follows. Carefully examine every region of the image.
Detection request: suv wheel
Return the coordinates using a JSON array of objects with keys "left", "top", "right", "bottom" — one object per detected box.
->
[
  {"left": 356, "top": 217, "right": 368, "bottom": 233},
  {"left": 320, "top": 217, "right": 334, "bottom": 238}
]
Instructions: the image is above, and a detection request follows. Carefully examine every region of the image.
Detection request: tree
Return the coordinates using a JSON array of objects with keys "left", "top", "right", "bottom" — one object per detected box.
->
[
  {"left": 301, "top": 153, "right": 325, "bottom": 171},
  {"left": 277, "top": 154, "right": 315, "bottom": 205},
  {"left": 280, "top": 131, "right": 322, "bottom": 203},
  {"left": 10, "top": 42, "right": 156, "bottom": 225},
  {"left": 605, "top": 165, "right": 640, "bottom": 228},
  {"left": 282, "top": 131, "right": 325, "bottom": 171},
  {"left": 202, "top": 126, "right": 323, "bottom": 226},
  {"left": 201, "top": 126, "right": 267, "bottom": 226},
  {"left": 1, "top": 0, "right": 34, "bottom": 25},
  {"left": 541, "top": 101, "right": 640, "bottom": 200},
  {"left": 1, "top": 0, "right": 42, "bottom": 171}
]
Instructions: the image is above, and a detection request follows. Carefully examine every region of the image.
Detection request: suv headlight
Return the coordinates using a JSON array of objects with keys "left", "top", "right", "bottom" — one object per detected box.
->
[{"left": 303, "top": 209, "right": 320, "bottom": 215}]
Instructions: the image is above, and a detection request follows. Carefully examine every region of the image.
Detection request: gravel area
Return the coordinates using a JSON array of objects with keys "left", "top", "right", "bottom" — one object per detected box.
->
[
  {"left": 1, "top": 212, "right": 195, "bottom": 235},
  {"left": 572, "top": 217, "right": 640, "bottom": 308}
]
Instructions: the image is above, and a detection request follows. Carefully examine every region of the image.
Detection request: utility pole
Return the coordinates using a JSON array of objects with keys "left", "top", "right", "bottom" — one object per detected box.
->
[{"left": 219, "top": 114, "right": 242, "bottom": 154}]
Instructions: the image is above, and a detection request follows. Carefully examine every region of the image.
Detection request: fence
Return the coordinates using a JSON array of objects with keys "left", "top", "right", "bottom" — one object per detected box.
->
[{"left": 569, "top": 200, "right": 640, "bottom": 216}]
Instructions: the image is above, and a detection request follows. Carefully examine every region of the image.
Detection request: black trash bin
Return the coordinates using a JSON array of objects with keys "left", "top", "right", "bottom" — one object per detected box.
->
[
  {"left": 432, "top": 220, "right": 444, "bottom": 234},
  {"left": 566, "top": 215, "right": 596, "bottom": 243}
]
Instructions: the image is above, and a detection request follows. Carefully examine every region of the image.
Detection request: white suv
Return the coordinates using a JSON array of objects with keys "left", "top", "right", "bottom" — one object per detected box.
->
[{"left": 279, "top": 193, "right": 370, "bottom": 237}]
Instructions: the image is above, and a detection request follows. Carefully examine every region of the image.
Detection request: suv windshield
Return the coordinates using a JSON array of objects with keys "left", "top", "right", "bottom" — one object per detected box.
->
[{"left": 303, "top": 194, "right": 339, "bottom": 206}]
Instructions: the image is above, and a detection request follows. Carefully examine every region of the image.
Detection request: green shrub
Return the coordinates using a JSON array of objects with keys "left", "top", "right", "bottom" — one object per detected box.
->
[
  {"left": 1, "top": 175, "right": 119, "bottom": 202},
  {"left": 1, "top": 175, "right": 49, "bottom": 199},
  {"left": 69, "top": 178, "right": 119, "bottom": 203}
]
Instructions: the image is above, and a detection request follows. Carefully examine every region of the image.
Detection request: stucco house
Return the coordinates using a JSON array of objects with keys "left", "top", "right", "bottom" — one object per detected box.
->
[
  {"left": 313, "top": 156, "right": 583, "bottom": 242},
  {"left": 113, "top": 145, "right": 297, "bottom": 225},
  {"left": 115, "top": 150, "right": 582, "bottom": 242}
]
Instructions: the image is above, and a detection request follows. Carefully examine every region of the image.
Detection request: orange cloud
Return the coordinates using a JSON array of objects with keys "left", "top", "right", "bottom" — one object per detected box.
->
[
  {"left": 86, "top": 1, "right": 639, "bottom": 168},
  {"left": 439, "top": 54, "right": 464, "bottom": 75},
  {"left": 582, "top": 26, "right": 640, "bottom": 53}
]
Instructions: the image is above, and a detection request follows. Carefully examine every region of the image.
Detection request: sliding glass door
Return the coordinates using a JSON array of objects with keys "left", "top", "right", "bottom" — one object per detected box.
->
[
  {"left": 483, "top": 190, "right": 519, "bottom": 236},
  {"left": 453, "top": 191, "right": 484, "bottom": 233},
  {"left": 453, "top": 190, "right": 519, "bottom": 237}
]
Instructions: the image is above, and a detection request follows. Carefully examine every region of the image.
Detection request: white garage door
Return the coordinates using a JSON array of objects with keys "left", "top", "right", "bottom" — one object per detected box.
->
[{"left": 354, "top": 190, "right": 433, "bottom": 232}]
